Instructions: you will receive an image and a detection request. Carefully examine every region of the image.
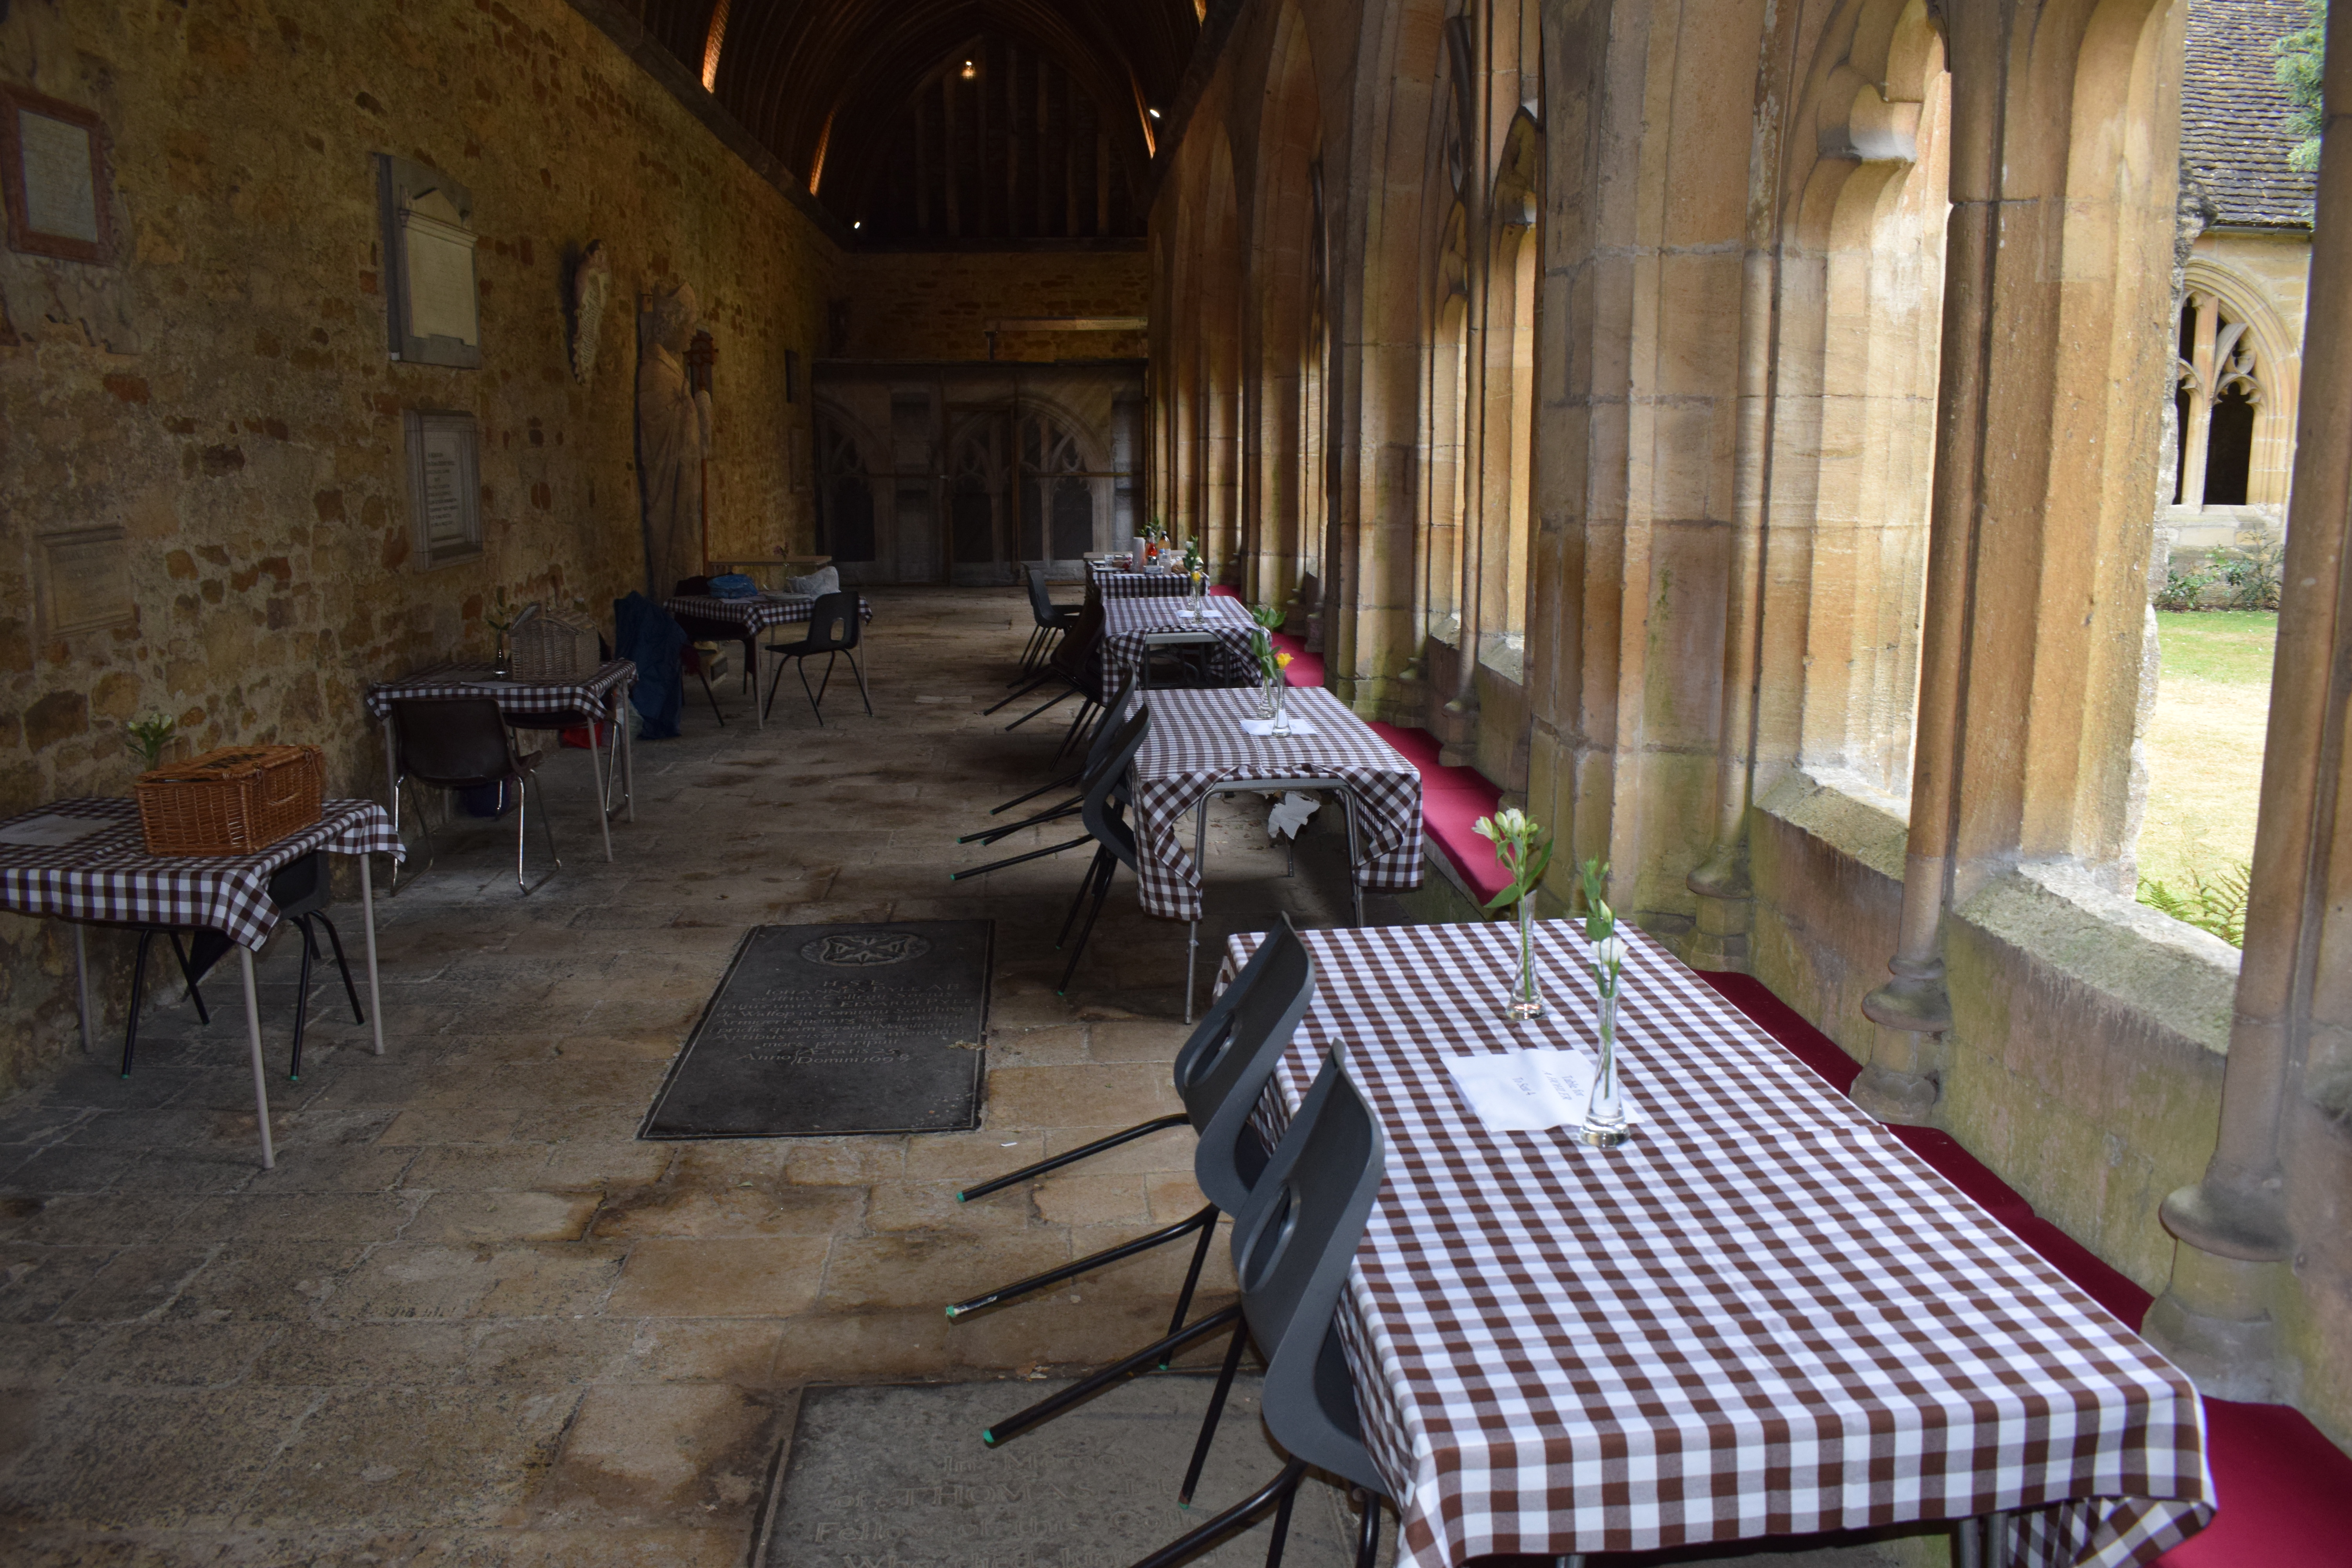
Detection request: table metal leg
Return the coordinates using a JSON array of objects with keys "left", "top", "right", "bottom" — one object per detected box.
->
[
  {"left": 382, "top": 715, "right": 402, "bottom": 891},
  {"left": 72, "top": 924, "right": 93, "bottom": 1053},
  {"left": 753, "top": 638, "right": 764, "bottom": 731},
  {"left": 1344, "top": 788, "right": 1367, "bottom": 927},
  {"left": 1954, "top": 1510, "right": 2011, "bottom": 1568},
  {"left": 359, "top": 856, "right": 386, "bottom": 1056},
  {"left": 238, "top": 946, "right": 275, "bottom": 1170},
  {"left": 588, "top": 719, "right": 614, "bottom": 861},
  {"left": 621, "top": 690, "right": 636, "bottom": 822}
]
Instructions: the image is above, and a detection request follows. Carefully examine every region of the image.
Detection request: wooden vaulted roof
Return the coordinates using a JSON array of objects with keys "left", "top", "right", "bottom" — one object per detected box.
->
[{"left": 616, "top": 0, "right": 1200, "bottom": 223}]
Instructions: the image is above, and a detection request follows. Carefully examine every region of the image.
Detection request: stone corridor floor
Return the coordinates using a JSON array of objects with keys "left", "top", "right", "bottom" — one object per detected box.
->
[{"left": 0, "top": 587, "right": 1931, "bottom": 1566}]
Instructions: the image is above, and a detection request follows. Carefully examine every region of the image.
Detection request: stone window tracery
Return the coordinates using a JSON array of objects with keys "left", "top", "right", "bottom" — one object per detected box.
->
[{"left": 2175, "top": 294, "right": 2265, "bottom": 509}]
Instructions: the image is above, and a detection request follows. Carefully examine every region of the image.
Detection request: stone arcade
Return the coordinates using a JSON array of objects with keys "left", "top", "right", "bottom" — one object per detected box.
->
[{"left": 1, "top": 0, "right": 2348, "bottom": 1562}]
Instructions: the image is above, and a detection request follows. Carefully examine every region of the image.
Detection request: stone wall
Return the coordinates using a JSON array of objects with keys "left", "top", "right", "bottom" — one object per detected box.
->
[
  {"left": 0, "top": 0, "right": 839, "bottom": 1097},
  {"left": 834, "top": 249, "right": 1149, "bottom": 362}
]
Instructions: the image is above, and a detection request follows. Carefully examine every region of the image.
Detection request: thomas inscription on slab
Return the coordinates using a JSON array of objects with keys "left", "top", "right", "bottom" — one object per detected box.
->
[
  {"left": 641, "top": 921, "right": 991, "bottom": 1138},
  {"left": 37, "top": 525, "right": 133, "bottom": 637}
]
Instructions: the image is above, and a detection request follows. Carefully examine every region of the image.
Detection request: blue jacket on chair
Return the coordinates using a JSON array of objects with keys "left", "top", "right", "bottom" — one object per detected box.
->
[{"left": 614, "top": 592, "right": 687, "bottom": 740}]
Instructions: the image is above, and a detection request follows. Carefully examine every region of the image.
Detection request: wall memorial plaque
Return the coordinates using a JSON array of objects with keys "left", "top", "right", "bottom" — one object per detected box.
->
[
  {"left": 402, "top": 409, "right": 482, "bottom": 568},
  {"left": 377, "top": 154, "right": 480, "bottom": 369},
  {"left": 36, "top": 525, "right": 134, "bottom": 637},
  {"left": 0, "top": 86, "right": 112, "bottom": 265}
]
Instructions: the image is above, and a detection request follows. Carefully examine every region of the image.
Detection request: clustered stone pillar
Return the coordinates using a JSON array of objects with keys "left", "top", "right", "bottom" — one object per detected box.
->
[{"left": 2144, "top": 0, "right": 2352, "bottom": 1402}]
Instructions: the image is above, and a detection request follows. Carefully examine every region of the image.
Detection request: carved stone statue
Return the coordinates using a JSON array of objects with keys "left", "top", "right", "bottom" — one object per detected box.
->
[{"left": 636, "top": 283, "right": 714, "bottom": 597}]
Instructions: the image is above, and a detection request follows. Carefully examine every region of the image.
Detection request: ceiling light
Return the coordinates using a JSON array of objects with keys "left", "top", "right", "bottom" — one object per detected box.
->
[
  {"left": 853, "top": 220, "right": 863, "bottom": 230},
  {"left": 960, "top": 60, "right": 976, "bottom": 79},
  {"left": 1147, "top": 107, "right": 1161, "bottom": 119}
]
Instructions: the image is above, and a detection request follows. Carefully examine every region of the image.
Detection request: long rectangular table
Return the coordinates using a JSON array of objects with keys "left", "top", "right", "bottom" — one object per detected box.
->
[
  {"left": 364, "top": 659, "right": 636, "bottom": 870},
  {"left": 1087, "top": 557, "right": 1192, "bottom": 599},
  {"left": 1099, "top": 593, "right": 1261, "bottom": 690},
  {"left": 664, "top": 593, "right": 875, "bottom": 731},
  {"left": 0, "top": 797, "right": 401, "bottom": 1169},
  {"left": 1134, "top": 686, "right": 1423, "bottom": 1017},
  {"left": 1223, "top": 918, "right": 2212, "bottom": 1568}
]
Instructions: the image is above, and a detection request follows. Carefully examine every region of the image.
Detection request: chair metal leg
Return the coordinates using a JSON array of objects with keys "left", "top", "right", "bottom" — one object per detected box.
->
[
  {"left": 287, "top": 914, "right": 315, "bottom": 1082},
  {"left": 947, "top": 1202, "right": 1217, "bottom": 1318},
  {"left": 1057, "top": 853, "right": 1116, "bottom": 995},
  {"left": 1005, "top": 683, "right": 1078, "bottom": 731},
  {"left": 986, "top": 666, "right": 1061, "bottom": 715},
  {"left": 762, "top": 652, "right": 790, "bottom": 721},
  {"left": 956, "top": 1112, "right": 1191, "bottom": 1203},
  {"left": 1057, "top": 846, "right": 1112, "bottom": 949},
  {"left": 1168, "top": 1211, "right": 1218, "bottom": 1338},
  {"left": 949, "top": 833, "right": 1092, "bottom": 882},
  {"left": 847, "top": 646, "right": 872, "bottom": 716},
  {"left": 990, "top": 769, "right": 1084, "bottom": 816},
  {"left": 960, "top": 797, "right": 1079, "bottom": 844},
  {"left": 696, "top": 666, "right": 725, "bottom": 726},
  {"left": 1350, "top": 1488, "right": 1383, "bottom": 1568},
  {"left": 315, "top": 913, "right": 365, "bottom": 1024},
  {"left": 797, "top": 652, "right": 832, "bottom": 726},
  {"left": 514, "top": 771, "right": 559, "bottom": 895},
  {"left": 981, "top": 1304, "right": 1242, "bottom": 1447},
  {"left": 167, "top": 932, "right": 210, "bottom": 1024},
  {"left": 122, "top": 928, "right": 155, "bottom": 1077},
  {"left": 1131, "top": 1459, "right": 1308, "bottom": 1568},
  {"left": 1263, "top": 1474, "right": 1300, "bottom": 1568},
  {"left": 1055, "top": 699, "right": 1098, "bottom": 759},
  {"left": 1178, "top": 1312, "right": 1251, "bottom": 1505}
]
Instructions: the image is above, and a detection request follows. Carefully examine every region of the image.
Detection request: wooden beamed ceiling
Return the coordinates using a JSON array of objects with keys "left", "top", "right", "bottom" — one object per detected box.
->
[{"left": 616, "top": 0, "right": 1199, "bottom": 240}]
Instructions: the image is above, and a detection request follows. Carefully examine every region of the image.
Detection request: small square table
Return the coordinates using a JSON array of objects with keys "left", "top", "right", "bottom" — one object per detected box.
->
[
  {"left": 1099, "top": 593, "right": 1261, "bottom": 690},
  {"left": 1087, "top": 557, "right": 1193, "bottom": 600},
  {"left": 664, "top": 592, "right": 875, "bottom": 730},
  {"left": 365, "top": 659, "right": 636, "bottom": 868},
  {"left": 0, "top": 797, "right": 401, "bottom": 1169}
]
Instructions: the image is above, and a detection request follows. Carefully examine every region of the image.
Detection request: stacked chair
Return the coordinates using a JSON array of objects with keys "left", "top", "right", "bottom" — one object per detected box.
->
[
  {"left": 947, "top": 916, "right": 1315, "bottom": 1324},
  {"left": 951, "top": 669, "right": 1138, "bottom": 884},
  {"left": 973, "top": 1036, "right": 1394, "bottom": 1568},
  {"left": 1018, "top": 563, "right": 1083, "bottom": 677}
]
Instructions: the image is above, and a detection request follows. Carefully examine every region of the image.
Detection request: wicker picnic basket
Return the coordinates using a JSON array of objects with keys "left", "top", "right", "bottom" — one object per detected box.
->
[
  {"left": 510, "top": 611, "right": 600, "bottom": 681},
  {"left": 134, "top": 744, "right": 325, "bottom": 856}
]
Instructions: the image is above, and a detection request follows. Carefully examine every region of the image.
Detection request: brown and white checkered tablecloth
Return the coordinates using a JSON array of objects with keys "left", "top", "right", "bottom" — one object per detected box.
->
[
  {"left": 0, "top": 797, "right": 403, "bottom": 951},
  {"left": 362, "top": 659, "right": 637, "bottom": 722},
  {"left": 1099, "top": 594, "right": 1262, "bottom": 690},
  {"left": 1220, "top": 919, "right": 2212, "bottom": 1568},
  {"left": 663, "top": 593, "right": 875, "bottom": 635},
  {"left": 1088, "top": 559, "right": 1193, "bottom": 599},
  {"left": 1131, "top": 687, "right": 1423, "bottom": 922}
]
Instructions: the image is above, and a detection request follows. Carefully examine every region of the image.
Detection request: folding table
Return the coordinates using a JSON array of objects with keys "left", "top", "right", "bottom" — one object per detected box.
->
[
  {"left": 1222, "top": 918, "right": 2214, "bottom": 1568},
  {"left": 0, "top": 797, "right": 401, "bottom": 1170}
]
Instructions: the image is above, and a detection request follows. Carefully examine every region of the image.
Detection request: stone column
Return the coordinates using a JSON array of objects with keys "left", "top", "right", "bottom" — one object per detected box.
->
[
  {"left": 1687, "top": 0, "right": 1804, "bottom": 971},
  {"left": 2144, "top": 0, "right": 2352, "bottom": 1401},
  {"left": 1854, "top": 0, "right": 2003, "bottom": 1102}
]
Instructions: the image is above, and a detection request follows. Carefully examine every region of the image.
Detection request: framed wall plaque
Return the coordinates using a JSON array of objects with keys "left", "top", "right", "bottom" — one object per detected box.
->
[
  {"left": 377, "top": 154, "right": 481, "bottom": 369},
  {"left": 402, "top": 410, "right": 483, "bottom": 569},
  {"left": 0, "top": 85, "right": 113, "bottom": 265},
  {"left": 36, "top": 525, "right": 134, "bottom": 637}
]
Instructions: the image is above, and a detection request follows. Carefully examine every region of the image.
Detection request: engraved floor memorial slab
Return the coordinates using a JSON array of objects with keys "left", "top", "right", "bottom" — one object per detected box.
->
[{"left": 640, "top": 920, "right": 991, "bottom": 1138}]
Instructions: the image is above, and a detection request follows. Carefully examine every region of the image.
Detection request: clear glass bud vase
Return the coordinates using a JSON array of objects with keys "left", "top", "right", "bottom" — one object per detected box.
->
[
  {"left": 1579, "top": 982, "right": 1630, "bottom": 1147},
  {"left": 1506, "top": 898, "right": 1545, "bottom": 1020},
  {"left": 1258, "top": 668, "right": 1280, "bottom": 718},
  {"left": 1269, "top": 680, "right": 1292, "bottom": 737}
]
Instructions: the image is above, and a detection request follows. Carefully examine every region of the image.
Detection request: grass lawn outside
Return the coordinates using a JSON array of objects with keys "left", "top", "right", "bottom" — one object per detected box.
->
[{"left": 2136, "top": 610, "right": 2275, "bottom": 930}]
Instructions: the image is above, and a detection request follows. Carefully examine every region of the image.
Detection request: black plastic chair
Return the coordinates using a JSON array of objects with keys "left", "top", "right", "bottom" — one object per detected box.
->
[
  {"left": 948, "top": 918, "right": 1316, "bottom": 1326},
  {"left": 390, "top": 697, "right": 561, "bottom": 894},
  {"left": 671, "top": 574, "right": 757, "bottom": 712},
  {"left": 1018, "top": 562, "right": 1082, "bottom": 679},
  {"left": 119, "top": 851, "right": 363, "bottom": 1083},
  {"left": 1052, "top": 705, "right": 1153, "bottom": 996},
  {"left": 980, "top": 1048, "right": 1391, "bottom": 1568},
  {"left": 988, "top": 598, "right": 1102, "bottom": 731},
  {"left": 951, "top": 668, "right": 1140, "bottom": 881},
  {"left": 762, "top": 590, "right": 871, "bottom": 726}
]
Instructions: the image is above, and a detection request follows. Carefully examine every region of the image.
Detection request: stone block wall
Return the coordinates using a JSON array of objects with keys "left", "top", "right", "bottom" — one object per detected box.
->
[
  {"left": 0, "top": 0, "right": 838, "bottom": 1097},
  {"left": 835, "top": 249, "right": 1149, "bottom": 362}
]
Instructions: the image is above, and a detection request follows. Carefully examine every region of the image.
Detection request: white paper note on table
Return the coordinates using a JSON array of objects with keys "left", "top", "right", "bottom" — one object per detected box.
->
[
  {"left": 0, "top": 813, "right": 107, "bottom": 849},
  {"left": 1239, "top": 718, "right": 1318, "bottom": 737},
  {"left": 1443, "top": 1047, "right": 1640, "bottom": 1133}
]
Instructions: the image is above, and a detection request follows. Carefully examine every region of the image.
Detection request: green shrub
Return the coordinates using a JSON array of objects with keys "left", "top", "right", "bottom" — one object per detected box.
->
[
  {"left": 2139, "top": 863, "right": 2251, "bottom": 947},
  {"left": 2214, "top": 535, "right": 2285, "bottom": 612},
  {"left": 2155, "top": 565, "right": 2215, "bottom": 612}
]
